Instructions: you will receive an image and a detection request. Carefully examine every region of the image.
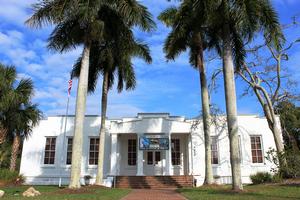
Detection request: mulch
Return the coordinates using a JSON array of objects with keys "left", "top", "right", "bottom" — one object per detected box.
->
[{"left": 53, "top": 185, "right": 109, "bottom": 195}]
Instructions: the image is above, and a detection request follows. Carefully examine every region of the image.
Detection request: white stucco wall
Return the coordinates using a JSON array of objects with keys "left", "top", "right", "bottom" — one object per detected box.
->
[
  {"left": 19, "top": 116, "right": 111, "bottom": 185},
  {"left": 19, "top": 113, "right": 279, "bottom": 186}
]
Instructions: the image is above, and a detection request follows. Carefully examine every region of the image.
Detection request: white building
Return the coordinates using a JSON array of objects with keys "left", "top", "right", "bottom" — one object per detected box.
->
[{"left": 20, "top": 113, "right": 278, "bottom": 187}]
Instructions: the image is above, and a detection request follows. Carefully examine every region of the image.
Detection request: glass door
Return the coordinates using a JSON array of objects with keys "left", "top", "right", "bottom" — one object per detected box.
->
[{"left": 146, "top": 151, "right": 162, "bottom": 175}]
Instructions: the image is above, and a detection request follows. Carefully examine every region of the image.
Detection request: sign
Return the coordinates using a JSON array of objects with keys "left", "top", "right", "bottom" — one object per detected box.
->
[{"left": 139, "top": 136, "right": 169, "bottom": 150}]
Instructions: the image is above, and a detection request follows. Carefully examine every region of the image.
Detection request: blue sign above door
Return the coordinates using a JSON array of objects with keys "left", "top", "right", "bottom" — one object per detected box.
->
[{"left": 139, "top": 137, "right": 169, "bottom": 150}]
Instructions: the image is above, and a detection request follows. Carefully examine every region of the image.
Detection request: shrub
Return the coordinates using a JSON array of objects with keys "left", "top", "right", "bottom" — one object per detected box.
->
[
  {"left": 0, "top": 169, "right": 25, "bottom": 185},
  {"left": 266, "top": 148, "right": 300, "bottom": 178},
  {"left": 250, "top": 172, "right": 273, "bottom": 185}
]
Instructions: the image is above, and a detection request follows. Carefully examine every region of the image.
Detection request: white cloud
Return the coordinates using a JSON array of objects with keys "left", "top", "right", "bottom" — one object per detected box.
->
[{"left": 0, "top": 0, "right": 36, "bottom": 26}]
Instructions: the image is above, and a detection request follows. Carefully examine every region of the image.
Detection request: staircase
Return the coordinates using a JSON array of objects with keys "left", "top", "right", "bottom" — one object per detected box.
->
[{"left": 115, "top": 176, "right": 194, "bottom": 188}]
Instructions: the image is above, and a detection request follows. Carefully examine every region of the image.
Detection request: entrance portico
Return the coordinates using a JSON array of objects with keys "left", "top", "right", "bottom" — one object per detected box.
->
[{"left": 109, "top": 113, "right": 192, "bottom": 177}]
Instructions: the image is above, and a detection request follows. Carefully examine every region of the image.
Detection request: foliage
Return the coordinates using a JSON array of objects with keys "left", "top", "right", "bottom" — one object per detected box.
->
[
  {"left": 250, "top": 172, "right": 273, "bottom": 185},
  {"left": 0, "top": 64, "right": 42, "bottom": 140},
  {"left": 0, "top": 169, "right": 24, "bottom": 185},
  {"left": 71, "top": 28, "right": 152, "bottom": 94},
  {"left": 0, "top": 169, "right": 18, "bottom": 181},
  {"left": 178, "top": 185, "right": 300, "bottom": 200},
  {"left": 0, "top": 140, "right": 12, "bottom": 168},
  {"left": 266, "top": 148, "right": 300, "bottom": 178},
  {"left": 275, "top": 100, "right": 300, "bottom": 150}
]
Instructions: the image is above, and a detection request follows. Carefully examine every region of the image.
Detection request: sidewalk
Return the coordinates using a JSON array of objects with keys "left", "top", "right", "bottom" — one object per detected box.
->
[{"left": 121, "top": 188, "right": 187, "bottom": 200}]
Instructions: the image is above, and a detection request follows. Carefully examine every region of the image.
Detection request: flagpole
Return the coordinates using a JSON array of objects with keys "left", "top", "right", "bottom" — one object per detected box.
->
[{"left": 59, "top": 80, "right": 72, "bottom": 187}]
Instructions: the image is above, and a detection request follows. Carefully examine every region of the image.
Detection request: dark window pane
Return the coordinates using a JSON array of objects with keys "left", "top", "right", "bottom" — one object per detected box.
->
[
  {"left": 211, "top": 137, "right": 219, "bottom": 164},
  {"left": 171, "top": 138, "right": 180, "bottom": 165},
  {"left": 128, "top": 139, "right": 137, "bottom": 166},
  {"left": 147, "top": 151, "right": 153, "bottom": 165}
]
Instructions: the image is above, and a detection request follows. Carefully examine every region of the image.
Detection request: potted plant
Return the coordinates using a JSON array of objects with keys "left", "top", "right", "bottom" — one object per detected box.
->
[{"left": 84, "top": 175, "right": 92, "bottom": 185}]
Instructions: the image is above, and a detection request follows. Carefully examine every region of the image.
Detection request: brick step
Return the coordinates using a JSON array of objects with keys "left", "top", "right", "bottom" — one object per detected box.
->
[
  {"left": 116, "top": 180, "right": 192, "bottom": 184},
  {"left": 115, "top": 176, "right": 194, "bottom": 188}
]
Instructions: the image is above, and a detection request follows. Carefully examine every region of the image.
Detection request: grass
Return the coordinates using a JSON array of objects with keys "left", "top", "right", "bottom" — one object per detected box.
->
[
  {"left": 177, "top": 184, "right": 300, "bottom": 200},
  {"left": 0, "top": 185, "right": 130, "bottom": 200}
]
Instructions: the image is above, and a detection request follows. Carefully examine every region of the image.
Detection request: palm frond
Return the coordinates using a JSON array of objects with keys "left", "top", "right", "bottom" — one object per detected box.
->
[{"left": 158, "top": 7, "right": 178, "bottom": 27}]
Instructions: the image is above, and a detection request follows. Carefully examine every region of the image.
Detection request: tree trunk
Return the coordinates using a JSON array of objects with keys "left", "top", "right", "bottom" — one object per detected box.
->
[
  {"left": 258, "top": 87, "right": 286, "bottom": 167},
  {"left": 69, "top": 43, "right": 90, "bottom": 189},
  {"left": 193, "top": 33, "right": 213, "bottom": 184},
  {"left": 0, "top": 127, "right": 7, "bottom": 145},
  {"left": 222, "top": 24, "right": 243, "bottom": 191},
  {"left": 9, "top": 135, "right": 21, "bottom": 171},
  {"left": 95, "top": 71, "right": 109, "bottom": 185}
]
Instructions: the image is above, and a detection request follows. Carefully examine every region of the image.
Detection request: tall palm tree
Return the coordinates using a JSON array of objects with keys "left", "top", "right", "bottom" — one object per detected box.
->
[
  {"left": 26, "top": 0, "right": 154, "bottom": 188},
  {"left": 71, "top": 21, "right": 152, "bottom": 184},
  {"left": 193, "top": 0, "right": 284, "bottom": 190},
  {"left": 0, "top": 63, "right": 42, "bottom": 171},
  {"left": 159, "top": 0, "right": 214, "bottom": 184}
]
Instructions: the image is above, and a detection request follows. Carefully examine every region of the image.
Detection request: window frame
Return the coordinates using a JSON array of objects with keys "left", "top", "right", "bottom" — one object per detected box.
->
[
  {"left": 88, "top": 137, "right": 99, "bottom": 166},
  {"left": 171, "top": 138, "right": 181, "bottom": 166},
  {"left": 250, "top": 135, "right": 264, "bottom": 164},
  {"left": 211, "top": 136, "right": 219, "bottom": 165},
  {"left": 127, "top": 139, "right": 137, "bottom": 166},
  {"left": 43, "top": 137, "right": 57, "bottom": 165}
]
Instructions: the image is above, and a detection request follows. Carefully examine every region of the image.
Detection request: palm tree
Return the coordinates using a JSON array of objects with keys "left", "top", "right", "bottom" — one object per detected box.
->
[
  {"left": 193, "top": 0, "right": 284, "bottom": 190},
  {"left": 71, "top": 21, "right": 152, "bottom": 184},
  {"left": 26, "top": 0, "right": 154, "bottom": 188},
  {"left": 0, "top": 63, "right": 42, "bottom": 171},
  {"left": 0, "top": 64, "right": 17, "bottom": 145},
  {"left": 8, "top": 104, "right": 42, "bottom": 171},
  {"left": 158, "top": 0, "right": 214, "bottom": 184}
]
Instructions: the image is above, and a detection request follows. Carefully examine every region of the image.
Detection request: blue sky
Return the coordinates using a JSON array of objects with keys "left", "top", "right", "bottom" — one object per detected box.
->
[{"left": 0, "top": 0, "right": 299, "bottom": 118}]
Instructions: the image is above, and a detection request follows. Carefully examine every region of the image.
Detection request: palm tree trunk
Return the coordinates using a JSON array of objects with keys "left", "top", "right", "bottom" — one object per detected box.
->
[
  {"left": 0, "top": 127, "right": 7, "bottom": 145},
  {"left": 69, "top": 43, "right": 91, "bottom": 189},
  {"left": 9, "top": 135, "right": 21, "bottom": 171},
  {"left": 222, "top": 24, "right": 243, "bottom": 191},
  {"left": 193, "top": 33, "right": 213, "bottom": 184},
  {"left": 95, "top": 71, "right": 109, "bottom": 185}
]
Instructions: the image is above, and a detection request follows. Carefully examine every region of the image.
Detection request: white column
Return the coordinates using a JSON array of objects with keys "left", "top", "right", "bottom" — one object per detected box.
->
[
  {"left": 110, "top": 134, "right": 118, "bottom": 175},
  {"left": 188, "top": 134, "right": 193, "bottom": 175},
  {"left": 165, "top": 133, "right": 172, "bottom": 175},
  {"left": 136, "top": 134, "right": 144, "bottom": 176}
]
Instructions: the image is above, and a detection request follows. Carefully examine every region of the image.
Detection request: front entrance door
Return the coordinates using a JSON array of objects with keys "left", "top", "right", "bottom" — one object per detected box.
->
[{"left": 145, "top": 151, "right": 163, "bottom": 175}]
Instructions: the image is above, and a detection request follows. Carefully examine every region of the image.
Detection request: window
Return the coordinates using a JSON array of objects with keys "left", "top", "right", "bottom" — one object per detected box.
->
[
  {"left": 171, "top": 138, "right": 180, "bottom": 165},
  {"left": 44, "top": 137, "right": 56, "bottom": 164},
  {"left": 147, "top": 151, "right": 153, "bottom": 165},
  {"left": 89, "top": 138, "right": 99, "bottom": 165},
  {"left": 128, "top": 139, "right": 137, "bottom": 166},
  {"left": 66, "top": 138, "right": 73, "bottom": 165},
  {"left": 251, "top": 136, "right": 263, "bottom": 163},
  {"left": 211, "top": 137, "right": 219, "bottom": 164},
  {"left": 155, "top": 151, "right": 161, "bottom": 164}
]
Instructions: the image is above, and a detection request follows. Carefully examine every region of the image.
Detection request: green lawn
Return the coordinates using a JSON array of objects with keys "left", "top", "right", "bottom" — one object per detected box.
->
[
  {"left": 178, "top": 185, "right": 300, "bottom": 200},
  {"left": 0, "top": 186, "right": 130, "bottom": 200}
]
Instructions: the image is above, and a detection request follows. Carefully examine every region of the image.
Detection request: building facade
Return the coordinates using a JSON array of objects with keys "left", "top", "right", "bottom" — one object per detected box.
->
[{"left": 20, "top": 113, "right": 278, "bottom": 187}]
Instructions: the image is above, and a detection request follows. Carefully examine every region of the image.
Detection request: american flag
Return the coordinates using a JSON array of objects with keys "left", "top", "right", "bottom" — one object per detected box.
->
[{"left": 68, "top": 79, "right": 72, "bottom": 96}]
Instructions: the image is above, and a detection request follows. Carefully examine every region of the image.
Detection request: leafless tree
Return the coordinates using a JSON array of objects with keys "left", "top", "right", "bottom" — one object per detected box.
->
[{"left": 238, "top": 17, "right": 300, "bottom": 167}]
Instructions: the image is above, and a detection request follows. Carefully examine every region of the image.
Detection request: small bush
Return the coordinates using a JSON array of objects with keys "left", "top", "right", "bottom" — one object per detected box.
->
[
  {"left": 272, "top": 173, "right": 283, "bottom": 183},
  {"left": 250, "top": 172, "right": 273, "bottom": 185},
  {"left": 0, "top": 169, "right": 25, "bottom": 185}
]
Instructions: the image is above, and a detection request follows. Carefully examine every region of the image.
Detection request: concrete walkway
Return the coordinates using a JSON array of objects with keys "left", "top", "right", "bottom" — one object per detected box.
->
[{"left": 121, "top": 188, "right": 187, "bottom": 200}]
